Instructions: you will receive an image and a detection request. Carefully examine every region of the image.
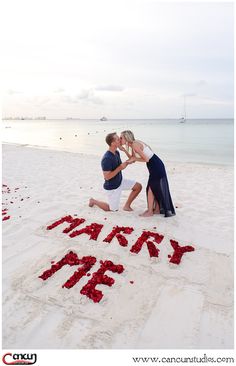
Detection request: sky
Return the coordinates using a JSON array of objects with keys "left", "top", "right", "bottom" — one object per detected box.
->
[{"left": 2, "top": 0, "right": 234, "bottom": 119}]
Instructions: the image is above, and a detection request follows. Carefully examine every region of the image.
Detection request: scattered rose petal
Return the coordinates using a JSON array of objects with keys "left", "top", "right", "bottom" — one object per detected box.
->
[{"left": 3, "top": 216, "right": 10, "bottom": 221}]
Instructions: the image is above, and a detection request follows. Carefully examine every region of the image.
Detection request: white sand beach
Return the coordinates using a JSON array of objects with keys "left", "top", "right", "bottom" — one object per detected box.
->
[{"left": 2, "top": 143, "right": 233, "bottom": 349}]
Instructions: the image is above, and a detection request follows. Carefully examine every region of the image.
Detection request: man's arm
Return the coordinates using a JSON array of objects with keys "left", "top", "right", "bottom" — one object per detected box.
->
[{"left": 103, "top": 162, "right": 128, "bottom": 180}]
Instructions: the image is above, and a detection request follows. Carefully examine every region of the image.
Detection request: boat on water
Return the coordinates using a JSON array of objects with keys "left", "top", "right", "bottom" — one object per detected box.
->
[
  {"left": 179, "top": 96, "right": 187, "bottom": 123},
  {"left": 100, "top": 116, "right": 108, "bottom": 121}
]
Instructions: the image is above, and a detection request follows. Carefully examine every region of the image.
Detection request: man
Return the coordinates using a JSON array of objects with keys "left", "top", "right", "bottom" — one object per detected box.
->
[{"left": 89, "top": 132, "right": 142, "bottom": 211}]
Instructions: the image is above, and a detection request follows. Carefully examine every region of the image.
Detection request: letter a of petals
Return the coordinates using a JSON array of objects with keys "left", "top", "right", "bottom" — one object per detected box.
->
[{"left": 69, "top": 223, "right": 104, "bottom": 240}]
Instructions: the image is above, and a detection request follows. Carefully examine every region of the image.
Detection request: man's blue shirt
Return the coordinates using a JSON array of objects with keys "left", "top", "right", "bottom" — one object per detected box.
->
[{"left": 101, "top": 150, "right": 122, "bottom": 190}]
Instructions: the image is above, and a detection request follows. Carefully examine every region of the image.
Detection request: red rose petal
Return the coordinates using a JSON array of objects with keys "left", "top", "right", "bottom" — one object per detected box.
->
[{"left": 3, "top": 216, "right": 10, "bottom": 221}]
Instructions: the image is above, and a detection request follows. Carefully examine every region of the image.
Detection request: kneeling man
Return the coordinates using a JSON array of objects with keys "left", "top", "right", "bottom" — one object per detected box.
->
[{"left": 89, "top": 132, "right": 142, "bottom": 211}]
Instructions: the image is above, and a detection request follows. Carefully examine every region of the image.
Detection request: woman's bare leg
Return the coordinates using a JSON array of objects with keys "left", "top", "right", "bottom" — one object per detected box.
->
[
  {"left": 139, "top": 187, "right": 155, "bottom": 217},
  {"left": 153, "top": 199, "right": 160, "bottom": 214}
]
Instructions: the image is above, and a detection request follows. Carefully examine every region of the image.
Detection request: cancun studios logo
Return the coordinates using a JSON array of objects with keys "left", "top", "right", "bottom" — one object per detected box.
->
[{"left": 2, "top": 353, "right": 37, "bottom": 365}]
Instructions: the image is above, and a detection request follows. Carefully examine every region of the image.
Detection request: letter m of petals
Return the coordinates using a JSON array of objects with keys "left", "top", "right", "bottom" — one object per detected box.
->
[
  {"left": 38, "top": 251, "right": 96, "bottom": 288},
  {"left": 46, "top": 215, "right": 85, "bottom": 233}
]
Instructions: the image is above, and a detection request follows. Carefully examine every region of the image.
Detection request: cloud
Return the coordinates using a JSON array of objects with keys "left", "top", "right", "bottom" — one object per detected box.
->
[
  {"left": 7, "top": 89, "right": 22, "bottom": 95},
  {"left": 180, "top": 80, "right": 208, "bottom": 99},
  {"left": 196, "top": 80, "right": 207, "bottom": 87},
  {"left": 76, "top": 89, "right": 103, "bottom": 104},
  {"left": 63, "top": 89, "right": 103, "bottom": 105},
  {"left": 198, "top": 95, "right": 233, "bottom": 106},
  {"left": 2, "top": 2, "right": 233, "bottom": 118},
  {"left": 95, "top": 85, "right": 124, "bottom": 92},
  {"left": 54, "top": 88, "right": 65, "bottom": 93},
  {"left": 181, "top": 93, "right": 197, "bottom": 97},
  {"left": 77, "top": 89, "right": 91, "bottom": 99},
  {"left": 27, "top": 96, "right": 51, "bottom": 106}
]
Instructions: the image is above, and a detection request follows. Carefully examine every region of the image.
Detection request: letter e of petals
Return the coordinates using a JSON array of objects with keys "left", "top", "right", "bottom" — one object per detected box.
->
[{"left": 80, "top": 260, "right": 124, "bottom": 303}]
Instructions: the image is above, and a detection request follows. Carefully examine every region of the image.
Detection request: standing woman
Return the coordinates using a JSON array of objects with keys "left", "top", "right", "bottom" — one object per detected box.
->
[{"left": 120, "top": 130, "right": 175, "bottom": 217}]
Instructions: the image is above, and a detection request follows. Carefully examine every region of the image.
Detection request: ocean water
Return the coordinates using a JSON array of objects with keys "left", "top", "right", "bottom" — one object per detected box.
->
[{"left": 2, "top": 119, "right": 234, "bottom": 165}]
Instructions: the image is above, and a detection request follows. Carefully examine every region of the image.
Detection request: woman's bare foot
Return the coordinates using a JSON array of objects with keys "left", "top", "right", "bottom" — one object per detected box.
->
[
  {"left": 123, "top": 205, "right": 133, "bottom": 211},
  {"left": 153, "top": 208, "right": 160, "bottom": 214},
  {"left": 89, "top": 198, "right": 95, "bottom": 207},
  {"left": 139, "top": 210, "right": 153, "bottom": 217}
]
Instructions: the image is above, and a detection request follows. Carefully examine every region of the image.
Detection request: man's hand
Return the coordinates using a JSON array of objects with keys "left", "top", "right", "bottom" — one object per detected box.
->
[{"left": 103, "top": 161, "right": 128, "bottom": 180}]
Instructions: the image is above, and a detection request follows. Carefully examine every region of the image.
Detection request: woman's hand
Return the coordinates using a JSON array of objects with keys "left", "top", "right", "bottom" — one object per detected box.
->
[
  {"left": 118, "top": 145, "right": 126, "bottom": 152},
  {"left": 126, "top": 157, "right": 136, "bottom": 164},
  {"left": 119, "top": 144, "right": 133, "bottom": 159}
]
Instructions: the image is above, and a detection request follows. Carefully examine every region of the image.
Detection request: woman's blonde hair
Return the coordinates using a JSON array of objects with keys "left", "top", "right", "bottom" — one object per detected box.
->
[
  {"left": 121, "top": 129, "right": 153, "bottom": 152},
  {"left": 121, "top": 130, "right": 135, "bottom": 154},
  {"left": 121, "top": 130, "right": 135, "bottom": 143}
]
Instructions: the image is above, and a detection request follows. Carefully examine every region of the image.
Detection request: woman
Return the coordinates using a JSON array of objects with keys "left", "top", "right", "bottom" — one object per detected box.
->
[{"left": 119, "top": 130, "right": 175, "bottom": 217}]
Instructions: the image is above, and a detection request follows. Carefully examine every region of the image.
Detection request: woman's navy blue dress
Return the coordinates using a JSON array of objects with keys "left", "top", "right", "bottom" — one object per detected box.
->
[{"left": 146, "top": 154, "right": 175, "bottom": 217}]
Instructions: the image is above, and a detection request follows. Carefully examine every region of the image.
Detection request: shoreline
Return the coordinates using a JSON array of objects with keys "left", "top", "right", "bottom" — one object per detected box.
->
[{"left": 2, "top": 142, "right": 233, "bottom": 168}]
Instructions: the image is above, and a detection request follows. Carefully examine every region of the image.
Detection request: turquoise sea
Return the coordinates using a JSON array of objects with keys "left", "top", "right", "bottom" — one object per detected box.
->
[{"left": 2, "top": 119, "right": 234, "bottom": 165}]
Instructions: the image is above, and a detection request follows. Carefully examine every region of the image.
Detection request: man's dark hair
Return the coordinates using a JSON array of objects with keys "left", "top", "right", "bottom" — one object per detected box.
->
[{"left": 105, "top": 132, "right": 117, "bottom": 146}]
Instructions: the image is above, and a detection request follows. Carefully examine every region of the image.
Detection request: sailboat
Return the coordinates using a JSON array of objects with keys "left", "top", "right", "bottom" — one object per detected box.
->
[
  {"left": 100, "top": 116, "right": 108, "bottom": 121},
  {"left": 179, "top": 96, "right": 186, "bottom": 123}
]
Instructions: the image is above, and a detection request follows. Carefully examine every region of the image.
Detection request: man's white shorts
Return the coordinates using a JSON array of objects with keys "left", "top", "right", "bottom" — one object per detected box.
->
[{"left": 105, "top": 178, "right": 136, "bottom": 211}]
